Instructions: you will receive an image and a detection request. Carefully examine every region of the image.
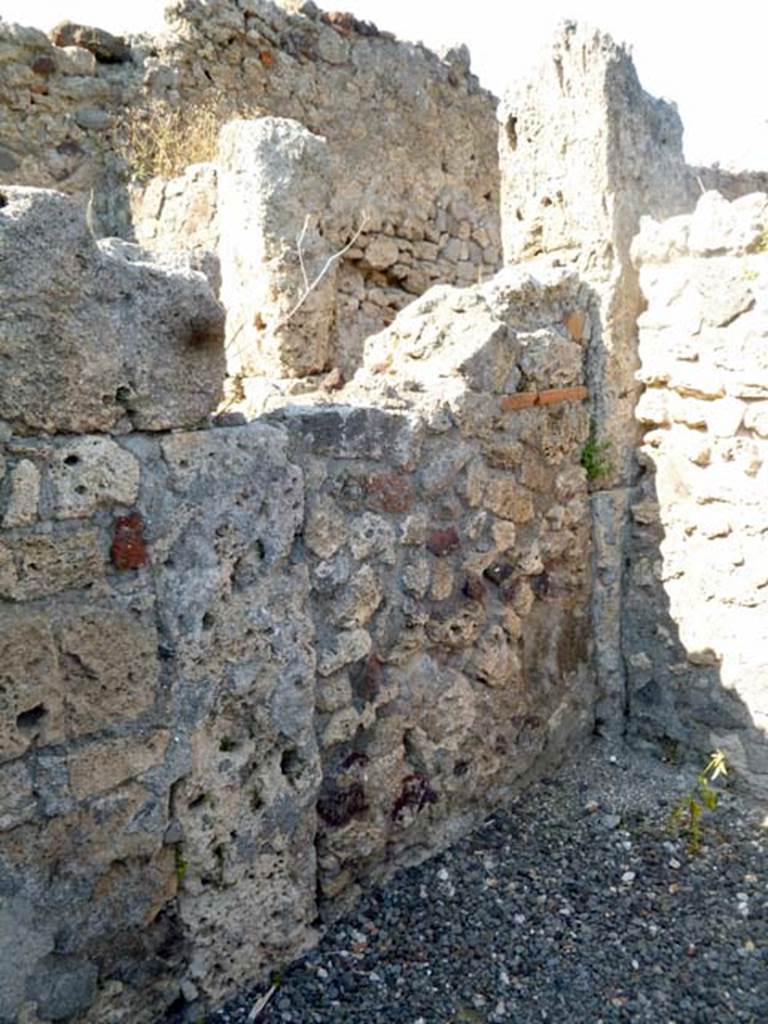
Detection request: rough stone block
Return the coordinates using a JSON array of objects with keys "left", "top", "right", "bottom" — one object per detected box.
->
[
  {"left": 2, "top": 459, "right": 40, "bottom": 527},
  {"left": 278, "top": 406, "right": 422, "bottom": 467},
  {"left": 0, "top": 188, "right": 225, "bottom": 434},
  {"left": 0, "top": 612, "right": 62, "bottom": 762},
  {"left": 632, "top": 212, "right": 690, "bottom": 265},
  {"left": 0, "top": 601, "right": 159, "bottom": 762},
  {"left": 687, "top": 190, "right": 768, "bottom": 256},
  {"left": 745, "top": 403, "right": 768, "bottom": 438},
  {"left": 0, "top": 901, "right": 56, "bottom": 1024},
  {"left": 317, "top": 629, "right": 372, "bottom": 676},
  {"left": 518, "top": 329, "right": 582, "bottom": 389},
  {"left": 58, "top": 605, "right": 159, "bottom": 737},
  {"left": 218, "top": 118, "right": 335, "bottom": 378},
  {"left": 130, "top": 163, "right": 219, "bottom": 258},
  {"left": 482, "top": 478, "right": 535, "bottom": 523},
  {"left": 705, "top": 397, "right": 746, "bottom": 437},
  {"left": 50, "top": 20, "right": 130, "bottom": 62},
  {"left": 0, "top": 758, "right": 38, "bottom": 831},
  {"left": 0, "top": 528, "right": 104, "bottom": 602},
  {"left": 68, "top": 731, "right": 169, "bottom": 800},
  {"left": 688, "top": 259, "right": 756, "bottom": 329},
  {"left": 49, "top": 437, "right": 140, "bottom": 519},
  {"left": 304, "top": 494, "right": 346, "bottom": 559}
]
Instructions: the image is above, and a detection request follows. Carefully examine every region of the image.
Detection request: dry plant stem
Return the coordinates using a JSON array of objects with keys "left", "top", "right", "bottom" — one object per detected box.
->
[
  {"left": 296, "top": 214, "right": 311, "bottom": 293},
  {"left": 117, "top": 93, "right": 264, "bottom": 181},
  {"left": 219, "top": 213, "right": 369, "bottom": 408},
  {"left": 85, "top": 189, "right": 98, "bottom": 240},
  {"left": 276, "top": 213, "right": 368, "bottom": 328},
  {"left": 246, "top": 984, "right": 276, "bottom": 1022}
]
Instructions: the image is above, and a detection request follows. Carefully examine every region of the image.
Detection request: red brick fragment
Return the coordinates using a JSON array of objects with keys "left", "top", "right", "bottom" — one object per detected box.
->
[
  {"left": 500, "top": 392, "right": 537, "bottom": 412},
  {"left": 31, "top": 55, "right": 57, "bottom": 76},
  {"left": 426, "top": 527, "right": 460, "bottom": 557},
  {"left": 356, "top": 655, "right": 385, "bottom": 703},
  {"left": 537, "top": 386, "right": 588, "bottom": 406},
  {"left": 391, "top": 773, "right": 438, "bottom": 821},
  {"left": 323, "top": 11, "right": 380, "bottom": 37},
  {"left": 111, "top": 512, "right": 148, "bottom": 571},
  {"left": 500, "top": 386, "right": 588, "bottom": 413},
  {"left": 463, "top": 573, "right": 487, "bottom": 602}
]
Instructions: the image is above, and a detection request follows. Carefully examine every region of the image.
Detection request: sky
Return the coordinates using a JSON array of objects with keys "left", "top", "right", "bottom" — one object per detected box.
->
[{"left": 2, "top": 0, "right": 766, "bottom": 169}]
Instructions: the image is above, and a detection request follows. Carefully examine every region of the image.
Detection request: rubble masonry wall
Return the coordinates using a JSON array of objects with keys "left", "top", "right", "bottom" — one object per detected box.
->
[
  {"left": 0, "top": 184, "right": 594, "bottom": 1023},
  {"left": 627, "top": 191, "right": 768, "bottom": 792}
]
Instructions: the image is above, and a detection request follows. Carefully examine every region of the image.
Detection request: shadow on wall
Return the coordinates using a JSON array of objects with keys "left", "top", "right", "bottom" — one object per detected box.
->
[{"left": 624, "top": 462, "right": 768, "bottom": 794}]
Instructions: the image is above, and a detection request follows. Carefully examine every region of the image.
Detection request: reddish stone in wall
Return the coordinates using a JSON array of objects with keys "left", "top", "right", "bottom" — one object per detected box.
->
[
  {"left": 111, "top": 512, "right": 148, "bottom": 570},
  {"left": 463, "top": 573, "right": 487, "bottom": 602},
  {"left": 564, "top": 310, "right": 586, "bottom": 342},
  {"left": 365, "top": 472, "right": 414, "bottom": 514},
  {"left": 426, "top": 527, "right": 460, "bottom": 557},
  {"left": 391, "top": 773, "right": 438, "bottom": 821}
]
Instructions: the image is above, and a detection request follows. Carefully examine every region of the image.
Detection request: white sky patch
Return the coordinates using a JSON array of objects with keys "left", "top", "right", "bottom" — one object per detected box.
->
[{"left": 2, "top": 0, "right": 766, "bottom": 168}]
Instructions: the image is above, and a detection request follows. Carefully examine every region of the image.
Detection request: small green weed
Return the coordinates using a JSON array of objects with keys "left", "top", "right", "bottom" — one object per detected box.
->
[
  {"left": 175, "top": 848, "right": 188, "bottom": 883},
  {"left": 581, "top": 423, "right": 613, "bottom": 481},
  {"left": 669, "top": 749, "right": 728, "bottom": 854}
]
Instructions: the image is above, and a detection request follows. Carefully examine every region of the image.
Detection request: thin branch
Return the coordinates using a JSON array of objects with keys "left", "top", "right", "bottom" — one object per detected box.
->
[
  {"left": 219, "top": 211, "right": 369, "bottom": 410},
  {"left": 85, "top": 189, "right": 99, "bottom": 241},
  {"left": 296, "top": 214, "right": 311, "bottom": 293},
  {"left": 276, "top": 212, "right": 368, "bottom": 328},
  {"left": 246, "top": 984, "right": 276, "bottom": 1023}
]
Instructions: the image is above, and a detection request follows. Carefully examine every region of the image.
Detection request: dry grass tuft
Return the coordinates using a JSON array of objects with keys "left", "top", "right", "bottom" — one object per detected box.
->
[{"left": 116, "top": 91, "right": 263, "bottom": 182}]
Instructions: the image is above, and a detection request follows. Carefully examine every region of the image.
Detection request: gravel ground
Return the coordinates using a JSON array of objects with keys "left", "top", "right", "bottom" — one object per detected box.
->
[{"left": 207, "top": 741, "right": 767, "bottom": 1024}]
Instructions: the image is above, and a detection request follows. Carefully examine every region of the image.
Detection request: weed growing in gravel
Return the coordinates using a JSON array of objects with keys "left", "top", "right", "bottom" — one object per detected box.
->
[{"left": 670, "top": 749, "right": 728, "bottom": 854}]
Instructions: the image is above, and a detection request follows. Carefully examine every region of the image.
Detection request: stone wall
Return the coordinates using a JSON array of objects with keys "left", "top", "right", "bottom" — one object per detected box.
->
[
  {"left": 627, "top": 190, "right": 768, "bottom": 792},
  {"left": 497, "top": 22, "right": 692, "bottom": 736},
  {"left": 495, "top": 21, "right": 768, "bottom": 795},
  {"left": 690, "top": 165, "right": 768, "bottom": 203},
  {"left": 3, "top": 11, "right": 768, "bottom": 1024},
  {"left": 0, "top": 186, "right": 593, "bottom": 1023},
  {"left": 0, "top": 0, "right": 501, "bottom": 369},
  {"left": 286, "top": 265, "right": 595, "bottom": 918},
  {"left": 131, "top": 150, "right": 500, "bottom": 380}
]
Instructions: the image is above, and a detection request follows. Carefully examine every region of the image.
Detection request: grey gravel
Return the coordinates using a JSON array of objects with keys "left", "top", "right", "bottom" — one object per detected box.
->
[{"left": 201, "top": 742, "right": 767, "bottom": 1024}]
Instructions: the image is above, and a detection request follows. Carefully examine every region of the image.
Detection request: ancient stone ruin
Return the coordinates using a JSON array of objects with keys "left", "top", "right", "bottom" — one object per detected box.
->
[{"left": 1, "top": 3, "right": 766, "bottom": 1021}]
